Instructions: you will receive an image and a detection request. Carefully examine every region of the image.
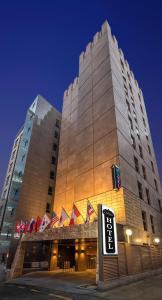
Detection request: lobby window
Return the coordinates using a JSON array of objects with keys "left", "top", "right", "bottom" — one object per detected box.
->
[
  {"left": 137, "top": 181, "right": 143, "bottom": 199},
  {"left": 158, "top": 199, "right": 162, "bottom": 213},
  {"left": 129, "top": 116, "right": 133, "bottom": 130},
  {"left": 154, "top": 179, "right": 158, "bottom": 192},
  {"left": 142, "top": 210, "right": 148, "bottom": 231},
  {"left": 126, "top": 99, "right": 131, "bottom": 113},
  {"left": 146, "top": 188, "right": 151, "bottom": 205},
  {"left": 150, "top": 215, "right": 155, "bottom": 234},
  {"left": 50, "top": 171, "right": 55, "bottom": 180},
  {"left": 142, "top": 165, "right": 147, "bottom": 180},
  {"left": 46, "top": 203, "right": 51, "bottom": 213},
  {"left": 54, "top": 130, "right": 59, "bottom": 139},
  {"left": 53, "top": 143, "right": 57, "bottom": 151},
  {"left": 134, "top": 156, "right": 139, "bottom": 173},
  {"left": 55, "top": 119, "right": 60, "bottom": 128},
  {"left": 148, "top": 144, "right": 151, "bottom": 156},
  {"left": 139, "top": 145, "right": 143, "bottom": 159},
  {"left": 48, "top": 186, "right": 53, "bottom": 195},
  {"left": 151, "top": 161, "right": 155, "bottom": 173},
  {"left": 131, "top": 135, "right": 136, "bottom": 150},
  {"left": 51, "top": 156, "right": 56, "bottom": 165}
]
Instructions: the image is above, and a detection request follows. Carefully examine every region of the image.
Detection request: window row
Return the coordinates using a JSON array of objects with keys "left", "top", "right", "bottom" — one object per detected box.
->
[
  {"left": 142, "top": 211, "right": 155, "bottom": 233},
  {"left": 137, "top": 180, "right": 159, "bottom": 203}
]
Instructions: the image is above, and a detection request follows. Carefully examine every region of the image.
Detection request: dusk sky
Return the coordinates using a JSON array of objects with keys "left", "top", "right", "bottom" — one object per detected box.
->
[{"left": 0, "top": 0, "right": 162, "bottom": 192}]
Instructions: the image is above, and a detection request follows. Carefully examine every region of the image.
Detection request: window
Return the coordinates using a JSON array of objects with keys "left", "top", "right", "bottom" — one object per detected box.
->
[
  {"left": 142, "top": 210, "right": 148, "bottom": 231},
  {"left": 48, "top": 186, "right": 53, "bottom": 195},
  {"left": 151, "top": 161, "right": 155, "bottom": 173},
  {"left": 158, "top": 199, "right": 162, "bottom": 213},
  {"left": 148, "top": 144, "right": 151, "bottom": 156},
  {"left": 46, "top": 203, "right": 51, "bottom": 213},
  {"left": 14, "top": 139, "right": 19, "bottom": 148},
  {"left": 136, "top": 127, "right": 140, "bottom": 140},
  {"left": 131, "top": 97, "right": 135, "bottom": 108},
  {"left": 126, "top": 99, "right": 131, "bottom": 113},
  {"left": 6, "top": 176, "right": 10, "bottom": 186},
  {"left": 143, "top": 117, "right": 146, "bottom": 128},
  {"left": 120, "top": 59, "right": 124, "bottom": 69},
  {"left": 55, "top": 119, "right": 60, "bottom": 128},
  {"left": 129, "top": 116, "right": 133, "bottom": 130},
  {"left": 129, "top": 83, "right": 133, "bottom": 94},
  {"left": 24, "top": 140, "right": 28, "bottom": 147},
  {"left": 27, "top": 126, "right": 31, "bottom": 133},
  {"left": 146, "top": 188, "right": 151, "bottom": 205},
  {"left": 53, "top": 143, "right": 57, "bottom": 151},
  {"left": 11, "top": 150, "right": 16, "bottom": 160},
  {"left": 123, "top": 76, "right": 126, "bottom": 83},
  {"left": 127, "top": 72, "right": 130, "bottom": 81},
  {"left": 14, "top": 189, "right": 19, "bottom": 196},
  {"left": 51, "top": 156, "right": 56, "bottom": 165},
  {"left": 131, "top": 135, "right": 136, "bottom": 150},
  {"left": 140, "top": 104, "right": 144, "bottom": 114},
  {"left": 0, "top": 205, "right": 3, "bottom": 216},
  {"left": 18, "top": 171, "right": 22, "bottom": 178},
  {"left": 8, "top": 163, "right": 13, "bottom": 173},
  {"left": 50, "top": 171, "right": 55, "bottom": 179},
  {"left": 154, "top": 179, "right": 158, "bottom": 192},
  {"left": 138, "top": 93, "right": 142, "bottom": 102},
  {"left": 142, "top": 165, "right": 147, "bottom": 180},
  {"left": 146, "top": 134, "right": 149, "bottom": 142},
  {"left": 134, "top": 156, "right": 139, "bottom": 173},
  {"left": 54, "top": 131, "right": 59, "bottom": 139},
  {"left": 139, "top": 145, "right": 143, "bottom": 159},
  {"left": 150, "top": 215, "right": 155, "bottom": 234},
  {"left": 21, "top": 154, "right": 25, "bottom": 161},
  {"left": 137, "top": 181, "right": 143, "bottom": 199}
]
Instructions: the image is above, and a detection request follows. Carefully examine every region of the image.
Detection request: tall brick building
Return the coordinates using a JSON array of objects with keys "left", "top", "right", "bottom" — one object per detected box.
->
[
  {"left": 54, "top": 20, "right": 162, "bottom": 245},
  {"left": 0, "top": 95, "right": 61, "bottom": 266}
]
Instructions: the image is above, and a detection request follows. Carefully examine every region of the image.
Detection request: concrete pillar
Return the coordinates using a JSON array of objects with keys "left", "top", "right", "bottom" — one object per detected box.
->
[
  {"left": 9, "top": 240, "right": 26, "bottom": 279},
  {"left": 49, "top": 240, "right": 58, "bottom": 271},
  {"left": 75, "top": 239, "right": 87, "bottom": 271}
]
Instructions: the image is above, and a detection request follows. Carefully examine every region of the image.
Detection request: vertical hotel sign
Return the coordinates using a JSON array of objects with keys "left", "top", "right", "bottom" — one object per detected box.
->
[
  {"left": 112, "top": 165, "right": 121, "bottom": 190},
  {"left": 101, "top": 205, "right": 118, "bottom": 255}
]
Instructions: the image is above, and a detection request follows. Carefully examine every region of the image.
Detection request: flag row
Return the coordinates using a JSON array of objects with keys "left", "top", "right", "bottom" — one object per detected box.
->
[{"left": 15, "top": 200, "right": 96, "bottom": 234}]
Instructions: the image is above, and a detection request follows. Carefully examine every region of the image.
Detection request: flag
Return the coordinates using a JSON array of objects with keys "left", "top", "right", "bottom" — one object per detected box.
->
[
  {"left": 20, "top": 220, "right": 25, "bottom": 233},
  {"left": 86, "top": 201, "right": 95, "bottom": 223},
  {"left": 35, "top": 216, "right": 42, "bottom": 232},
  {"left": 15, "top": 222, "right": 20, "bottom": 233},
  {"left": 59, "top": 208, "right": 69, "bottom": 225},
  {"left": 69, "top": 204, "right": 81, "bottom": 226},
  {"left": 39, "top": 214, "right": 51, "bottom": 232},
  {"left": 23, "top": 221, "right": 29, "bottom": 234},
  {"left": 50, "top": 211, "right": 59, "bottom": 227},
  {"left": 28, "top": 218, "right": 35, "bottom": 233}
]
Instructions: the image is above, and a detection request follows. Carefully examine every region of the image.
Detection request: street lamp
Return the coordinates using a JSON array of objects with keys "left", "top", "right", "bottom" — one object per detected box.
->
[
  {"left": 154, "top": 237, "right": 160, "bottom": 245},
  {"left": 125, "top": 228, "right": 133, "bottom": 244}
]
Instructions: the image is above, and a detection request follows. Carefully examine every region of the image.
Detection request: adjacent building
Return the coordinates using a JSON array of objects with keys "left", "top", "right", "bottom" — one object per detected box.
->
[{"left": 0, "top": 95, "right": 61, "bottom": 266}]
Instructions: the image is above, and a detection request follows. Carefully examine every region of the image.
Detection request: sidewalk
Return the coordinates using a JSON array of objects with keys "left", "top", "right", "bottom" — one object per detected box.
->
[{"left": 8, "top": 270, "right": 162, "bottom": 300}]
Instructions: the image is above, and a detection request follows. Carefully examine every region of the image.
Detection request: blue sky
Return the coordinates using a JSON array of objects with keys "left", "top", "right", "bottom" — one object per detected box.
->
[{"left": 0, "top": 0, "right": 162, "bottom": 191}]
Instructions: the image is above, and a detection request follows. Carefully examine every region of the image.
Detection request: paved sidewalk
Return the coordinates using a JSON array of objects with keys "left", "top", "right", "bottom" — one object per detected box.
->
[{"left": 8, "top": 270, "right": 162, "bottom": 300}]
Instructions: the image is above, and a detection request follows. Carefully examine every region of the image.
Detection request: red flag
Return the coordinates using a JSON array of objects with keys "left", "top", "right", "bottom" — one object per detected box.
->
[
  {"left": 15, "top": 222, "right": 20, "bottom": 233},
  {"left": 24, "top": 221, "right": 29, "bottom": 233},
  {"left": 86, "top": 201, "right": 95, "bottom": 223},
  {"left": 35, "top": 216, "right": 42, "bottom": 232},
  {"left": 69, "top": 204, "right": 81, "bottom": 226}
]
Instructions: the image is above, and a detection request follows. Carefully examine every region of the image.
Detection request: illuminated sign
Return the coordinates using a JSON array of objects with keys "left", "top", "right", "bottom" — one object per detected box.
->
[
  {"left": 101, "top": 205, "right": 118, "bottom": 255},
  {"left": 112, "top": 165, "right": 121, "bottom": 190}
]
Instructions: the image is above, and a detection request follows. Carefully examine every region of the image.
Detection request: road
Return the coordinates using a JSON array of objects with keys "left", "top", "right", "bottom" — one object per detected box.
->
[{"left": 0, "top": 283, "right": 75, "bottom": 300}]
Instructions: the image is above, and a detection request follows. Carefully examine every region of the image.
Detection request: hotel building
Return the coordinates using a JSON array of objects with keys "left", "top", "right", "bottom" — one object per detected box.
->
[
  {"left": 8, "top": 21, "right": 162, "bottom": 285},
  {"left": 0, "top": 95, "right": 61, "bottom": 266}
]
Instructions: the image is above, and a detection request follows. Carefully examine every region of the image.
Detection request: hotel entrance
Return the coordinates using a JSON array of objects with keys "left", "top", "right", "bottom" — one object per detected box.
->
[
  {"left": 50, "top": 238, "right": 97, "bottom": 272},
  {"left": 57, "top": 240, "right": 75, "bottom": 270}
]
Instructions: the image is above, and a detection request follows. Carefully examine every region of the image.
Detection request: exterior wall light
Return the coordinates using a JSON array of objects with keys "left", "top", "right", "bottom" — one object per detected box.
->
[
  {"left": 125, "top": 228, "right": 133, "bottom": 244},
  {"left": 154, "top": 237, "right": 160, "bottom": 244}
]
